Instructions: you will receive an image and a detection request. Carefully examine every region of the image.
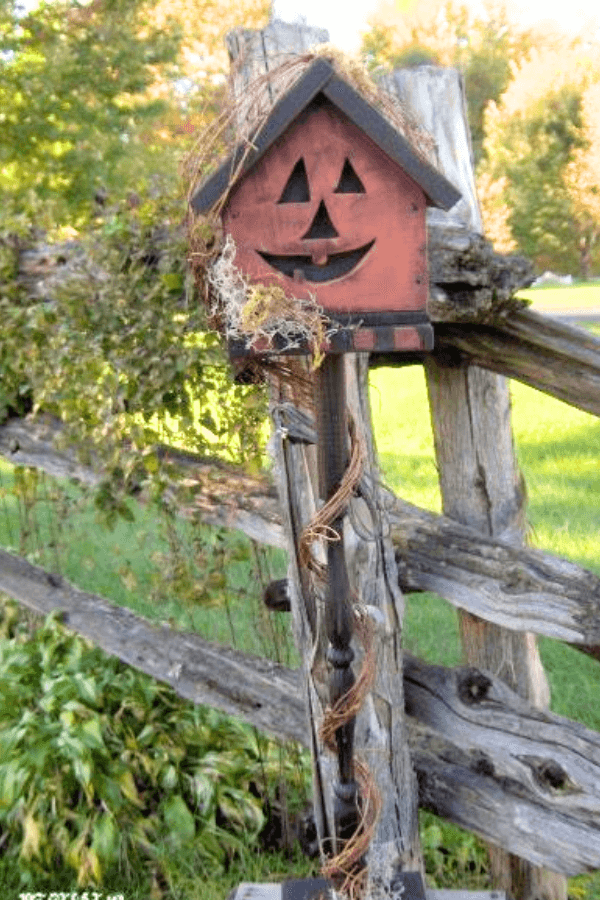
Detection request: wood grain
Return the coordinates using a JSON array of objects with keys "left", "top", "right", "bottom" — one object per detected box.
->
[
  {"left": 3, "top": 416, "right": 600, "bottom": 648},
  {"left": 424, "top": 356, "right": 564, "bottom": 899},
  {"left": 1, "top": 545, "right": 599, "bottom": 876},
  {"left": 436, "top": 309, "right": 600, "bottom": 418}
]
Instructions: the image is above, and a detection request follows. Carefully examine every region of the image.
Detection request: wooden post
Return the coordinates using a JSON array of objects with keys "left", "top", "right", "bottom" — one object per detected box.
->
[
  {"left": 314, "top": 355, "right": 360, "bottom": 845},
  {"left": 225, "top": 19, "right": 426, "bottom": 893},
  {"left": 386, "top": 65, "right": 566, "bottom": 899},
  {"left": 393, "top": 65, "right": 568, "bottom": 900},
  {"left": 425, "top": 360, "right": 567, "bottom": 900}
]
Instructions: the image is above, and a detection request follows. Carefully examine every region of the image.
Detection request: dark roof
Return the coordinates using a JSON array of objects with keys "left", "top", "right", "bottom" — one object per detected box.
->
[{"left": 191, "top": 58, "right": 461, "bottom": 214}]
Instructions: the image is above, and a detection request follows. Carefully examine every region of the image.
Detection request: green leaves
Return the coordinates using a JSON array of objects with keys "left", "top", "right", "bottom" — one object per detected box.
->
[
  {"left": 162, "top": 795, "right": 196, "bottom": 844},
  {"left": 0, "top": 597, "right": 307, "bottom": 887},
  {"left": 1, "top": 191, "right": 268, "bottom": 525},
  {"left": 0, "top": 0, "right": 181, "bottom": 225}
]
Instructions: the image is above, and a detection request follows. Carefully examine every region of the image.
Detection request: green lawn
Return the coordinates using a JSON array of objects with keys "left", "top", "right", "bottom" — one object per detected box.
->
[
  {"left": 519, "top": 280, "right": 600, "bottom": 310},
  {"left": 370, "top": 363, "right": 600, "bottom": 732}
]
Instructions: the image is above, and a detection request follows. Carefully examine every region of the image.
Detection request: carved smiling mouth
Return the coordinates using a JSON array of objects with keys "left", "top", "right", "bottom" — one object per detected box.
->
[{"left": 258, "top": 240, "right": 375, "bottom": 284}]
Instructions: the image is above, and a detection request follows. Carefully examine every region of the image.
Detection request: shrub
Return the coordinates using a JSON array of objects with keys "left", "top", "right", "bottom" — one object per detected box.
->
[{"left": 0, "top": 598, "right": 304, "bottom": 888}]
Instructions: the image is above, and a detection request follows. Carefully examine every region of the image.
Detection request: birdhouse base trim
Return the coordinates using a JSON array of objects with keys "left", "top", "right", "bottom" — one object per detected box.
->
[
  {"left": 227, "top": 872, "right": 436, "bottom": 900},
  {"left": 228, "top": 322, "right": 433, "bottom": 359}
]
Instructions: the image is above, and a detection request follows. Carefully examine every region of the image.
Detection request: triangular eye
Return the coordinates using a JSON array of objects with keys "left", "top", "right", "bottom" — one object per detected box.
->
[
  {"left": 334, "top": 159, "right": 365, "bottom": 194},
  {"left": 278, "top": 158, "right": 310, "bottom": 203}
]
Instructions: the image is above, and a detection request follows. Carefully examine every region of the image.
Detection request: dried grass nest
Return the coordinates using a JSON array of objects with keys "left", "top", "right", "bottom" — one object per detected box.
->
[{"left": 183, "top": 45, "right": 436, "bottom": 365}]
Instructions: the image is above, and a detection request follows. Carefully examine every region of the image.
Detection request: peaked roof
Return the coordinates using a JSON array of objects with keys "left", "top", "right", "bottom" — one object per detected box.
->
[{"left": 191, "top": 58, "right": 461, "bottom": 214}]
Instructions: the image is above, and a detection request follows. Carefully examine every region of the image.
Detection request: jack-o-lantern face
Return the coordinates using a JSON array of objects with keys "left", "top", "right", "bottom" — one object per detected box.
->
[
  {"left": 223, "top": 96, "right": 428, "bottom": 317},
  {"left": 258, "top": 156, "right": 375, "bottom": 284}
]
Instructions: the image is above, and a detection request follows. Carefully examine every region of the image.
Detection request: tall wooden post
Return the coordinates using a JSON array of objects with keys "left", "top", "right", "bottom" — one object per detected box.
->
[
  {"left": 314, "top": 355, "right": 359, "bottom": 844},
  {"left": 225, "top": 20, "right": 426, "bottom": 892},
  {"left": 425, "top": 360, "right": 566, "bottom": 900},
  {"left": 390, "top": 66, "right": 569, "bottom": 900}
]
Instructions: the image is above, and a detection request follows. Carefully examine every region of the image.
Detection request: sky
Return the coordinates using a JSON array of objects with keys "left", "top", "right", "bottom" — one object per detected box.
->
[{"left": 272, "top": 0, "right": 600, "bottom": 53}]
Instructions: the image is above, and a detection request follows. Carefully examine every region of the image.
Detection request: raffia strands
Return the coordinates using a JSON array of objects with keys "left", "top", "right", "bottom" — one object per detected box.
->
[
  {"left": 321, "top": 758, "right": 382, "bottom": 900},
  {"left": 299, "top": 415, "right": 367, "bottom": 579},
  {"left": 319, "top": 607, "right": 378, "bottom": 753},
  {"left": 319, "top": 609, "right": 382, "bottom": 900}
]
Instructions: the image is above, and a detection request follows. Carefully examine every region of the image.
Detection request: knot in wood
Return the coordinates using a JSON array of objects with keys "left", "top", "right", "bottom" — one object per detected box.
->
[
  {"left": 458, "top": 668, "right": 492, "bottom": 706},
  {"left": 471, "top": 752, "right": 495, "bottom": 778},
  {"left": 517, "top": 755, "right": 578, "bottom": 794},
  {"left": 263, "top": 578, "right": 291, "bottom": 611},
  {"left": 535, "top": 758, "right": 569, "bottom": 791},
  {"left": 327, "top": 645, "right": 355, "bottom": 669},
  {"left": 430, "top": 341, "right": 463, "bottom": 369}
]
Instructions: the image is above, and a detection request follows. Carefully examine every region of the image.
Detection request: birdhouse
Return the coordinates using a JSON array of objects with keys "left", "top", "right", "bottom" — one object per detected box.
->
[{"left": 192, "top": 58, "right": 461, "bottom": 357}]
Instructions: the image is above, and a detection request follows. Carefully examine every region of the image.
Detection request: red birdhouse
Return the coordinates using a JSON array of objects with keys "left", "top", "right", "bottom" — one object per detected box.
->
[{"left": 192, "top": 59, "right": 460, "bottom": 357}]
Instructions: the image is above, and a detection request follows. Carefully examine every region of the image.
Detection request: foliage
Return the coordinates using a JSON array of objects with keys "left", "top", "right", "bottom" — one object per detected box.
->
[
  {"left": 475, "top": 170, "right": 516, "bottom": 254},
  {"left": 0, "top": 597, "right": 309, "bottom": 888},
  {"left": 0, "top": 0, "right": 275, "bottom": 515},
  {"left": 420, "top": 812, "right": 489, "bottom": 891},
  {"left": 0, "top": 190, "right": 269, "bottom": 518},
  {"left": 361, "top": 1, "right": 534, "bottom": 164},
  {"left": 480, "top": 43, "right": 600, "bottom": 274},
  {"left": 564, "top": 81, "right": 600, "bottom": 278},
  {"left": 0, "top": 0, "right": 182, "bottom": 228},
  {"left": 0, "top": 0, "right": 270, "bottom": 233}
]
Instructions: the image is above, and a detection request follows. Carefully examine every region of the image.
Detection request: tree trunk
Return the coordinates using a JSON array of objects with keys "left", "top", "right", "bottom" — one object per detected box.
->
[{"left": 425, "top": 357, "right": 567, "bottom": 900}]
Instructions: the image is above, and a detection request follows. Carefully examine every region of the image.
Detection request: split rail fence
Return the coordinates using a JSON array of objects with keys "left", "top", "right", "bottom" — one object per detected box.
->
[{"left": 2, "top": 17, "right": 600, "bottom": 900}]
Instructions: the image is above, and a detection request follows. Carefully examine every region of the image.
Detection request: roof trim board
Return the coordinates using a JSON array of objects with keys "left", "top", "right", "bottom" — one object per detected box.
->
[{"left": 191, "top": 58, "right": 461, "bottom": 214}]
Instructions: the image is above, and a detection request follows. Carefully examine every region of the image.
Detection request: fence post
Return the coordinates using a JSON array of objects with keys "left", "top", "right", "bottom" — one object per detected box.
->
[
  {"left": 397, "top": 67, "right": 569, "bottom": 900},
  {"left": 225, "top": 18, "right": 425, "bottom": 891},
  {"left": 425, "top": 359, "right": 568, "bottom": 900}
]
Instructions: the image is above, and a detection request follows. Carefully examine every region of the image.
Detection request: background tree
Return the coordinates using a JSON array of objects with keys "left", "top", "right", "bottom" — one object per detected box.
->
[
  {"left": 0, "top": 0, "right": 181, "bottom": 230},
  {"left": 564, "top": 81, "right": 600, "bottom": 279},
  {"left": 361, "top": 0, "right": 534, "bottom": 163},
  {"left": 0, "top": 0, "right": 269, "bottom": 232},
  {"left": 479, "top": 43, "right": 600, "bottom": 275},
  {"left": 0, "top": 0, "right": 271, "bottom": 511}
]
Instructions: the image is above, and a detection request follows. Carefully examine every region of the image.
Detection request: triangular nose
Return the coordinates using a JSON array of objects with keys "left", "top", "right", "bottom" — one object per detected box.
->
[{"left": 302, "top": 200, "right": 339, "bottom": 240}]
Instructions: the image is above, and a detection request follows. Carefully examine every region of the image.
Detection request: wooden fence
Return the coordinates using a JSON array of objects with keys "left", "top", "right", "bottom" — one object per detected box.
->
[{"left": 2, "top": 17, "right": 600, "bottom": 900}]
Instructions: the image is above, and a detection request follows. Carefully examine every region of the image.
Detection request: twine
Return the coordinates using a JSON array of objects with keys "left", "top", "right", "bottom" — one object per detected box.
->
[
  {"left": 299, "top": 415, "right": 366, "bottom": 579},
  {"left": 320, "top": 609, "right": 382, "bottom": 900},
  {"left": 319, "top": 607, "right": 377, "bottom": 753}
]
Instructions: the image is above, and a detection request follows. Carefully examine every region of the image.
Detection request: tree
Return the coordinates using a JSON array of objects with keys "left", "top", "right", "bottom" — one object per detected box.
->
[
  {"left": 0, "top": 0, "right": 181, "bottom": 229},
  {"left": 479, "top": 43, "right": 600, "bottom": 274},
  {"left": 361, "top": 1, "right": 534, "bottom": 163},
  {"left": 0, "top": 0, "right": 271, "bottom": 511},
  {"left": 564, "top": 82, "right": 600, "bottom": 278},
  {"left": 0, "top": 0, "right": 269, "bottom": 232}
]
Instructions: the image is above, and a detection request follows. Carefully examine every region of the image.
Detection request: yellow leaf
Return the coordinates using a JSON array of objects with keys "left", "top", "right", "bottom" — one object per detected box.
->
[
  {"left": 118, "top": 769, "right": 143, "bottom": 806},
  {"left": 77, "top": 847, "right": 103, "bottom": 887},
  {"left": 20, "top": 812, "right": 42, "bottom": 860}
]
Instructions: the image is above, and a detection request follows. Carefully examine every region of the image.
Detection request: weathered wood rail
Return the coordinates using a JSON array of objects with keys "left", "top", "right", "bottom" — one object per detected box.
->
[
  {"left": 1, "top": 546, "right": 600, "bottom": 877},
  {"left": 4, "top": 415, "right": 600, "bottom": 650}
]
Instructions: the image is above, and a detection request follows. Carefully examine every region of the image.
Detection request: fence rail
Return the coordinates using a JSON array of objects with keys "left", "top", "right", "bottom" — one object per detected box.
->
[{"left": 1, "top": 545, "right": 599, "bottom": 876}]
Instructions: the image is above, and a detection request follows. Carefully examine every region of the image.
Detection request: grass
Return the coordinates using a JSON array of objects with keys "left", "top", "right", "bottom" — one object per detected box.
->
[
  {"left": 370, "top": 362, "right": 600, "bottom": 730},
  {"left": 518, "top": 280, "right": 600, "bottom": 310},
  {"left": 2, "top": 304, "right": 600, "bottom": 895},
  {"left": 0, "top": 462, "right": 292, "bottom": 663},
  {"left": 369, "top": 353, "right": 600, "bottom": 899}
]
